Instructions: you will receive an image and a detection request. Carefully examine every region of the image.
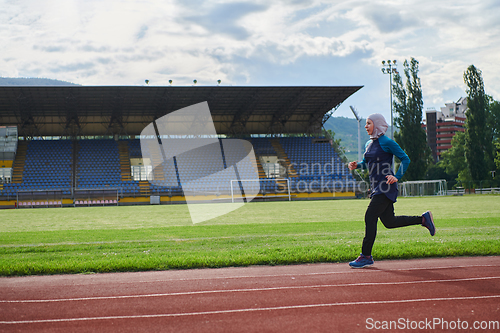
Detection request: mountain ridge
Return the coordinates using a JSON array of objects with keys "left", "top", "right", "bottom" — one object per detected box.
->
[{"left": 0, "top": 77, "right": 79, "bottom": 86}]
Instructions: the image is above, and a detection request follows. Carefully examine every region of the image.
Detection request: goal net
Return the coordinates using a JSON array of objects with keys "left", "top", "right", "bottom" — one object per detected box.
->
[{"left": 400, "top": 179, "right": 447, "bottom": 197}]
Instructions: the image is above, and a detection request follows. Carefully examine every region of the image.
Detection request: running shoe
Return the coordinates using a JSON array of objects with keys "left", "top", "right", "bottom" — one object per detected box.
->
[
  {"left": 349, "top": 254, "right": 374, "bottom": 268},
  {"left": 422, "top": 211, "right": 436, "bottom": 236}
]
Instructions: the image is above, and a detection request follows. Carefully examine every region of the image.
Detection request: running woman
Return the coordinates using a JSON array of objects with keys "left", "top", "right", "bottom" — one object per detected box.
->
[{"left": 347, "top": 113, "right": 435, "bottom": 268}]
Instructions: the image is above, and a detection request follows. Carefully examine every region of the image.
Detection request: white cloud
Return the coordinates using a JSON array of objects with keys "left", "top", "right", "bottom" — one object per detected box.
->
[{"left": 0, "top": 0, "right": 499, "bottom": 119}]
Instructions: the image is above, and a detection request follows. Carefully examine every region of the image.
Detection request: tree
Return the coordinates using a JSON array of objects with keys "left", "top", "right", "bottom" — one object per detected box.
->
[
  {"left": 488, "top": 100, "right": 500, "bottom": 141},
  {"left": 322, "top": 128, "right": 345, "bottom": 156},
  {"left": 439, "top": 131, "right": 472, "bottom": 184},
  {"left": 488, "top": 100, "right": 500, "bottom": 185},
  {"left": 392, "top": 57, "right": 432, "bottom": 181},
  {"left": 495, "top": 139, "right": 500, "bottom": 169},
  {"left": 463, "top": 65, "right": 493, "bottom": 183}
]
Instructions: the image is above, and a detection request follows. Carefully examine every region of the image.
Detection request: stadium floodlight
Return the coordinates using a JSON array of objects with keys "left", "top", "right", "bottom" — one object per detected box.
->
[
  {"left": 381, "top": 59, "right": 398, "bottom": 140},
  {"left": 349, "top": 106, "right": 362, "bottom": 162}
]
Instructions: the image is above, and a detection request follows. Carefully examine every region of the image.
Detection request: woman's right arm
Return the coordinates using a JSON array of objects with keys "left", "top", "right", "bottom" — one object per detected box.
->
[{"left": 349, "top": 140, "right": 369, "bottom": 171}]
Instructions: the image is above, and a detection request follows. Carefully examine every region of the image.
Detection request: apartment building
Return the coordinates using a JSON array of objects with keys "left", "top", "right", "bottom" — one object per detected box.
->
[{"left": 424, "top": 97, "right": 467, "bottom": 162}]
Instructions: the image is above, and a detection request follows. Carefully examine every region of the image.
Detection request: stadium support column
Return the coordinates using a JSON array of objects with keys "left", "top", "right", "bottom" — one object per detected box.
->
[
  {"left": 72, "top": 140, "right": 78, "bottom": 196},
  {"left": 314, "top": 96, "right": 341, "bottom": 136},
  {"left": 63, "top": 92, "right": 82, "bottom": 139},
  {"left": 228, "top": 89, "right": 261, "bottom": 137},
  {"left": 16, "top": 92, "right": 40, "bottom": 139},
  {"left": 269, "top": 89, "right": 307, "bottom": 136},
  {"left": 106, "top": 91, "right": 128, "bottom": 137}
]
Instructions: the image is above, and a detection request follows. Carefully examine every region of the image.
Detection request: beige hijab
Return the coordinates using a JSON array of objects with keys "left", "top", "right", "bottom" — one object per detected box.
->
[{"left": 367, "top": 113, "right": 389, "bottom": 139}]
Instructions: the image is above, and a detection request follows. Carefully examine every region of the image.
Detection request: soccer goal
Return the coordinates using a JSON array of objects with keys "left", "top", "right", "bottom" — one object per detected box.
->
[{"left": 400, "top": 179, "right": 447, "bottom": 197}]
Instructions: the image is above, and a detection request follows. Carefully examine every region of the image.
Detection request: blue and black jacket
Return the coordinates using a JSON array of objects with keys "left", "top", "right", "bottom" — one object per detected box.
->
[{"left": 356, "top": 134, "right": 410, "bottom": 202}]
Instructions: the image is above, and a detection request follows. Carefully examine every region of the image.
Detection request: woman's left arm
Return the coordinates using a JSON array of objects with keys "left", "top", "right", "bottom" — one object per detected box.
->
[{"left": 379, "top": 136, "right": 410, "bottom": 181}]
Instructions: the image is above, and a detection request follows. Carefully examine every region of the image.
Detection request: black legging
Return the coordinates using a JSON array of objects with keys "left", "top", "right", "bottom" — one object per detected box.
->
[{"left": 362, "top": 194, "right": 422, "bottom": 256}]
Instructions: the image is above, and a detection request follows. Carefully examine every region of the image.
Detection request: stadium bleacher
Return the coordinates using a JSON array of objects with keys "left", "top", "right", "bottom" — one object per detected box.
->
[
  {"left": 279, "top": 137, "right": 355, "bottom": 192},
  {"left": 2, "top": 140, "right": 72, "bottom": 195},
  {"left": 249, "top": 138, "right": 277, "bottom": 156},
  {"left": 0, "top": 136, "right": 355, "bottom": 205},
  {"left": 0, "top": 85, "right": 362, "bottom": 208},
  {"left": 76, "top": 139, "right": 123, "bottom": 189}
]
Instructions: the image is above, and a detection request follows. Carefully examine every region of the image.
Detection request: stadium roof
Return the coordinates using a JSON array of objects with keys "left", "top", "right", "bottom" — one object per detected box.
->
[{"left": 0, "top": 85, "right": 362, "bottom": 137}]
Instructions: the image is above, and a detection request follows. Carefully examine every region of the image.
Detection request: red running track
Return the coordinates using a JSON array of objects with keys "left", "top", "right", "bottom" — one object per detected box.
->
[{"left": 1, "top": 256, "right": 499, "bottom": 332}]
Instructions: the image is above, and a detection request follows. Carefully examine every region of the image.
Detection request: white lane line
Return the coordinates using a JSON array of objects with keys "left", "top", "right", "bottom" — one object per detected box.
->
[
  {"left": 2, "top": 276, "right": 498, "bottom": 303},
  {"left": 118, "top": 263, "right": 500, "bottom": 284},
  {"left": 1, "top": 295, "right": 499, "bottom": 325},
  {"left": 29, "top": 263, "right": 495, "bottom": 287},
  {"left": 2, "top": 263, "right": 497, "bottom": 289}
]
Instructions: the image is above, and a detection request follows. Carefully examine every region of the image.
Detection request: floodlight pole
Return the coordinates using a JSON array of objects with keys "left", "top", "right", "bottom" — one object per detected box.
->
[
  {"left": 349, "top": 106, "right": 362, "bottom": 162},
  {"left": 381, "top": 60, "right": 398, "bottom": 140},
  {"left": 382, "top": 60, "right": 398, "bottom": 173}
]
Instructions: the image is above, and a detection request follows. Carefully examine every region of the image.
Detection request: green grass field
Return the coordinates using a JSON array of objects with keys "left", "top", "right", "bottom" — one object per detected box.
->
[{"left": 0, "top": 195, "right": 499, "bottom": 276}]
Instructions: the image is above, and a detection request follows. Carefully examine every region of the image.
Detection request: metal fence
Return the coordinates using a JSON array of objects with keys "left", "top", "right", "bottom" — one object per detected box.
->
[
  {"left": 16, "top": 190, "right": 64, "bottom": 208},
  {"left": 74, "top": 188, "right": 119, "bottom": 206}
]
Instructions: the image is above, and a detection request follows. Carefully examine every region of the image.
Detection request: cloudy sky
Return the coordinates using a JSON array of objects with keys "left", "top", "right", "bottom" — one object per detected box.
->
[{"left": 1, "top": 0, "right": 499, "bottom": 121}]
